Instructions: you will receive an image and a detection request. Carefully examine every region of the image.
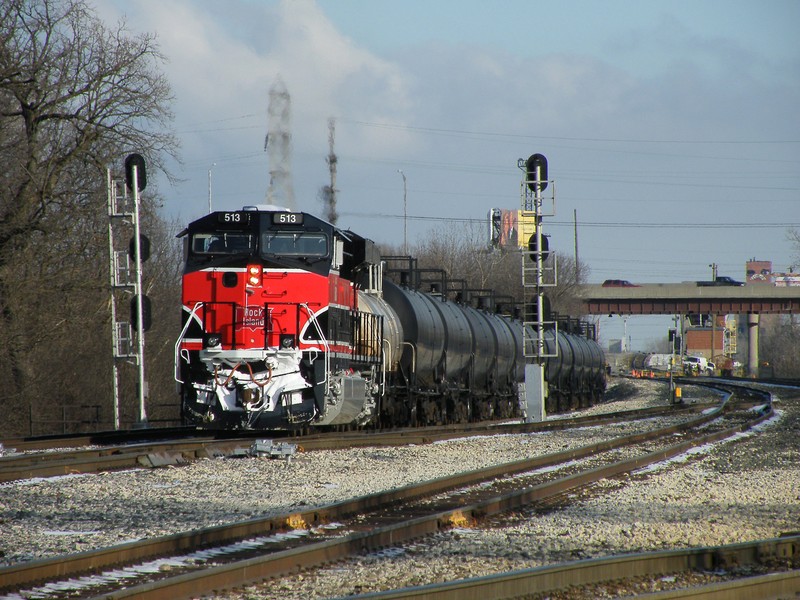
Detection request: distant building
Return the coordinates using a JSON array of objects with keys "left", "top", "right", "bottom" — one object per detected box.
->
[
  {"left": 746, "top": 259, "right": 773, "bottom": 285},
  {"left": 745, "top": 258, "right": 799, "bottom": 287},
  {"left": 773, "top": 273, "right": 800, "bottom": 287},
  {"left": 683, "top": 313, "right": 730, "bottom": 360}
]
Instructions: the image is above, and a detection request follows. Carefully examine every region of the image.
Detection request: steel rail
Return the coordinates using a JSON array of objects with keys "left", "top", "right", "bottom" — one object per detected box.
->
[
  {"left": 78, "top": 403, "right": 775, "bottom": 600},
  {"left": 0, "top": 439, "right": 245, "bottom": 483},
  {"left": 0, "top": 389, "right": 770, "bottom": 599},
  {"left": 333, "top": 535, "right": 800, "bottom": 599},
  {"left": 0, "top": 398, "right": 728, "bottom": 594},
  {"left": 0, "top": 406, "right": 649, "bottom": 453},
  {"left": 0, "top": 403, "right": 700, "bottom": 483}
]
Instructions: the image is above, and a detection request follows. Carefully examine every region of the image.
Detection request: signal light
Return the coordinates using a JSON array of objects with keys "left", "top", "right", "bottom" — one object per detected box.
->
[
  {"left": 130, "top": 294, "right": 152, "bottom": 332},
  {"left": 124, "top": 153, "right": 147, "bottom": 192},
  {"left": 128, "top": 234, "right": 150, "bottom": 262},
  {"left": 247, "top": 264, "right": 262, "bottom": 286},
  {"left": 527, "top": 233, "right": 550, "bottom": 262},
  {"left": 525, "top": 153, "right": 548, "bottom": 192}
]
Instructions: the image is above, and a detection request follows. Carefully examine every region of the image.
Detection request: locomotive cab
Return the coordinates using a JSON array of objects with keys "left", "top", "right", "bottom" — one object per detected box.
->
[{"left": 176, "top": 206, "right": 383, "bottom": 429}]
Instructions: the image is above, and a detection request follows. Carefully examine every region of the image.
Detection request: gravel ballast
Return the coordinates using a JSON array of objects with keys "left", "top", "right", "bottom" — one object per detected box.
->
[{"left": 1, "top": 379, "right": 797, "bottom": 599}]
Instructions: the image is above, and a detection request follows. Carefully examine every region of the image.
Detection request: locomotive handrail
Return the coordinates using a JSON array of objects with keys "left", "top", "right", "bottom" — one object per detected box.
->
[
  {"left": 300, "top": 303, "right": 330, "bottom": 394},
  {"left": 402, "top": 341, "right": 417, "bottom": 382},
  {"left": 174, "top": 302, "right": 204, "bottom": 384},
  {"left": 381, "top": 338, "right": 392, "bottom": 396}
]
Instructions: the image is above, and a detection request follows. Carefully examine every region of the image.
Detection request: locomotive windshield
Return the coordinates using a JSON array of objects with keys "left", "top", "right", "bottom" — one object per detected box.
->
[
  {"left": 261, "top": 231, "right": 328, "bottom": 257},
  {"left": 192, "top": 233, "right": 255, "bottom": 255}
]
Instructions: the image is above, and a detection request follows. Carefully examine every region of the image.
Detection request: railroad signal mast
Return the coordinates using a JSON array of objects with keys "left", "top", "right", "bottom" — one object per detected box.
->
[
  {"left": 519, "top": 153, "right": 557, "bottom": 422},
  {"left": 107, "top": 154, "right": 150, "bottom": 429}
]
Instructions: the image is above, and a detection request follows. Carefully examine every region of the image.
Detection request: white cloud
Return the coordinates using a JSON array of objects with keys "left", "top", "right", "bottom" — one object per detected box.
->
[
  {"left": 92, "top": 0, "right": 799, "bottom": 294},
  {"left": 116, "top": 0, "right": 417, "bottom": 159}
]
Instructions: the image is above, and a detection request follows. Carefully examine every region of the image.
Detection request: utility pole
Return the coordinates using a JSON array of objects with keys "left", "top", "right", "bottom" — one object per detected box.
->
[
  {"left": 623, "top": 316, "right": 629, "bottom": 352},
  {"left": 208, "top": 163, "right": 216, "bottom": 213},
  {"left": 398, "top": 169, "right": 407, "bottom": 254},
  {"left": 573, "top": 208, "right": 580, "bottom": 283}
]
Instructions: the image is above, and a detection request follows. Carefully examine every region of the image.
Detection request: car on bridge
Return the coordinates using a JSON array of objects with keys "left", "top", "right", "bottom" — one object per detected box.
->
[
  {"left": 602, "top": 279, "right": 639, "bottom": 287},
  {"left": 697, "top": 276, "right": 744, "bottom": 286}
]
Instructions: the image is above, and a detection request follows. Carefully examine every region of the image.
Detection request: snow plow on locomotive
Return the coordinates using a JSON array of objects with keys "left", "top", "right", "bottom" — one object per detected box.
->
[{"left": 175, "top": 205, "right": 606, "bottom": 429}]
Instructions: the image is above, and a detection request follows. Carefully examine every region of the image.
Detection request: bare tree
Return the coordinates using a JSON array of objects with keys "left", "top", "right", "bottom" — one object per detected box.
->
[
  {"left": 0, "top": 0, "right": 179, "bottom": 434},
  {"left": 760, "top": 314, "right": 800, "bottom": 377},
  {"left": 0, "top": 0, "right": 176, "bottom": 248},
  {"left": 788, "top": 228, "right": 800, "bottom": 271},
  {"left": 757, "top": 228, "right": 800, "bottom": 377},
  {"left": 542, "top": 251, "right": 591, "bottom": 317},
  {"left": 409, "top": 222, "right": 591, "bottom": 319},
  {"left": 413, "top": 222, "right": 506, "bottom": 288}
]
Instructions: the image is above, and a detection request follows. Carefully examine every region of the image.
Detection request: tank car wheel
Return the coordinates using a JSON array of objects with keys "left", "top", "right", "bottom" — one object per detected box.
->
[
  {"left": 464, "top": 396, "right": 473, "bottom": 422},
  {"left": 495, "top": 397, "right": 513, "bottom": 419},
  {"left": 474, "top": 399, "right": 493, "bottom": 422},
  {"left": 420, "top": 398, "right": 439, "bottom": 425},
  {"left": 450, "top": 394, "right": 471, "bottom": 424}
]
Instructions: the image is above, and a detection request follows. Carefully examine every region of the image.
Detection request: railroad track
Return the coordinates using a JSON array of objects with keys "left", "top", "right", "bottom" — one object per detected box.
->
[
  {"left": 0, "top": 403, "right": 699, "bottom": 484},
  {"left": 342, "top": 534, "right": 800, "bottom": 599},
  {"left": 0, "top": 382, "right": 775, "bottom": 600}
]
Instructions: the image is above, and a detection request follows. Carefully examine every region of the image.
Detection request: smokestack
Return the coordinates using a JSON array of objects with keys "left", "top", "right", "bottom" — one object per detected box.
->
[
  {"left": 320, "top": 117, "right": 338, "bottom": 224},
  {"left": 265, "top": 77, "right": 295, "bottom": 209}
]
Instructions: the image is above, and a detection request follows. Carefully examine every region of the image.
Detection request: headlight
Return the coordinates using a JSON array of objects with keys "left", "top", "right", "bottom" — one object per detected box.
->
[
  {"left": 247, "top": 264, "right": 262, "bottom": 286},
  {"left": 204, "top": 333, "right": 222, "bottom": 348}
]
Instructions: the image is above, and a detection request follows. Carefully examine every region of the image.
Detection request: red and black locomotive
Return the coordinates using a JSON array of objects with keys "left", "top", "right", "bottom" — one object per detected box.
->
[{"left": 175, "top": 205, "right": 606, "bottom": 429}]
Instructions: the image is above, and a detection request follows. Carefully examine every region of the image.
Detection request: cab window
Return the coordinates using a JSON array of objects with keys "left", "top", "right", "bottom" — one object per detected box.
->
[
  {"left": 192, "top": 233, "right": 255, "bottom": 255},
  {"left": 261, "top": 231, "right": 328, "bottom": 257}
]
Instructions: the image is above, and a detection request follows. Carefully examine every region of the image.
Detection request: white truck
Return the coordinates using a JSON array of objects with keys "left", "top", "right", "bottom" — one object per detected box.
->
[{"left": 683, "top": 355, "right": 714, "bottom": 375}]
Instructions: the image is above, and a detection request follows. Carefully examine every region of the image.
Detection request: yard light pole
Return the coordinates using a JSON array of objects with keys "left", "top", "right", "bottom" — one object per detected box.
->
[
  {"left": 208, "top": 163, "right": 216, "bottom": 213},
  {"left": 398, "top": 169, "right": 407, "bottom": 254},
  {"left": 709, "top": 262, "right": 717, "bottom": 281}
]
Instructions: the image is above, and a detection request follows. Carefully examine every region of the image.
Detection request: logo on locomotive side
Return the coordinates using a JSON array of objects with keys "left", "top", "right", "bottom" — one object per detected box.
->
[{"left": 238, "top": 305, "right": 265, "bottom": 328}]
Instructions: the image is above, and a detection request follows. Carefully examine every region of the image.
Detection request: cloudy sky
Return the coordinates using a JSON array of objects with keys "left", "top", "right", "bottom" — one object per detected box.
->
[{"left": 97, "top": 0, "right": 800, "bottom": 349}]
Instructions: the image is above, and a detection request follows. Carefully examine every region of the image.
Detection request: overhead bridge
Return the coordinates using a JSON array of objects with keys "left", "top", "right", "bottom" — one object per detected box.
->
[
  {"left": 578, "top": 283, "right": 800, "bottom": 377},
  {"left": 579, "top": 283, "right": 800, "bottom": 316}
]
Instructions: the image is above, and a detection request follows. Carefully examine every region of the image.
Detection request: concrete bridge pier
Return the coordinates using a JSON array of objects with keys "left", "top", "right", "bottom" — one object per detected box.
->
[{"left": 747, "top": 313, "right": 760, "bottom": 377}]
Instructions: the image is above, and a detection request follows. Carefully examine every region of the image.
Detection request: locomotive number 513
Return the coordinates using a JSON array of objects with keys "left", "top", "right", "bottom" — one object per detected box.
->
[{"left": 272, "top": 212, "right": 304, "bottom": 225}]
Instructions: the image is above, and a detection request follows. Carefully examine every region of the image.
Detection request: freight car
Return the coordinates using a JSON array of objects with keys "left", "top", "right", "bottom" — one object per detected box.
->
[{"left": 174, "top": 205, "right": 606, "bottom": 429}]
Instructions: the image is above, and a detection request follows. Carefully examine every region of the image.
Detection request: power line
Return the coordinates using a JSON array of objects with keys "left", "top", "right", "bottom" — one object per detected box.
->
[
  {"left": 340, "top": 211, "right": 799, "bottom": 230},
  {"left": 339, "top": 118, "right": 800, "bottom": 145}
]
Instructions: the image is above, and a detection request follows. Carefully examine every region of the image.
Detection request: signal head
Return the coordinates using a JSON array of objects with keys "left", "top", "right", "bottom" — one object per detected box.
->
[{"left": 525, "top": 153, "right": 548, "bottom": 192}]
